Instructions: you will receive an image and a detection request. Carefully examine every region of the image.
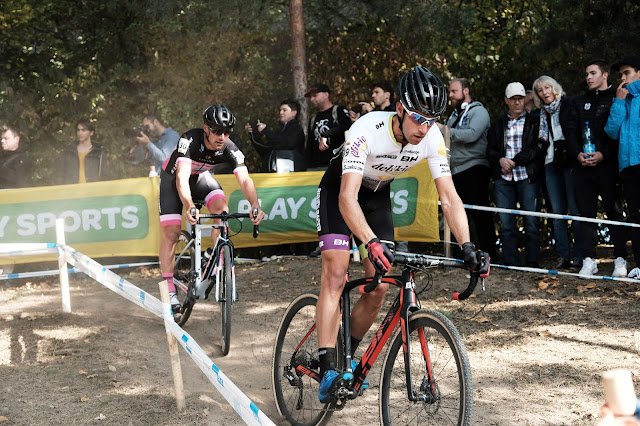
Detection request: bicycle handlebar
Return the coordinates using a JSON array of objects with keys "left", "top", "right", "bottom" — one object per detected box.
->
[
  {"left": 189, "top": 207, "right": 260, "bottom": 238},
  {"left": 361, "top": 253, "right": 484, "bottom": 301}
]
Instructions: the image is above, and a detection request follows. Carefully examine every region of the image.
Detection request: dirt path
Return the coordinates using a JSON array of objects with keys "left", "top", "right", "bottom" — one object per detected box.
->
[{"left": 1, "top": 255, "right": 639, "bottom": 425}]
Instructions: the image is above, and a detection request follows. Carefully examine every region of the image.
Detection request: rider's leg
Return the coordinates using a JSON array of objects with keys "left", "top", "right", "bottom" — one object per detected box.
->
[
  {"left": 349, "top": 257, "right": 389, "bottom": 341},
  {"left": 159, "top": 223, "right": 182, "bottom": 293},
  {"left": 316, "top": 242, "right": 352, "bottom": 402},
  {"left": 316, "top": 248, "right": 351, "bottom": 348},
  {"left": 205, "top": 193, "right": 227, "bottom": 243}
]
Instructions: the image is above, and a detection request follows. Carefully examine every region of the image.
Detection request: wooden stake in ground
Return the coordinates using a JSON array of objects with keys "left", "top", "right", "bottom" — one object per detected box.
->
[{"left": 158, "top": 281, "right": 185, "bottom": 411}]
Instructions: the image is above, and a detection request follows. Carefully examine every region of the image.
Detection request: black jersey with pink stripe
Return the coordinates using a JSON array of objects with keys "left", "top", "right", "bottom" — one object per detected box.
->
[{"left": 162, "top": 128, "right": 246, "bottom": 176}]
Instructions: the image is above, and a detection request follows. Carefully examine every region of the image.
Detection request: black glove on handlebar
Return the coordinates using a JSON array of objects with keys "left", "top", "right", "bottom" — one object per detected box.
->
[
  {"left": 366, "top": 238, "right": 394, "bottom": 275},
  {"left": 461, "top": 242, "right": 490, "bottom": 277}
]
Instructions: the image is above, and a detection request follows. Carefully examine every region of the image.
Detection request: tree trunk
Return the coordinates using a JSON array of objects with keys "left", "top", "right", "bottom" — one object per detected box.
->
[{"left": 290, "top": 0, "right": 308, "bottom": 138}]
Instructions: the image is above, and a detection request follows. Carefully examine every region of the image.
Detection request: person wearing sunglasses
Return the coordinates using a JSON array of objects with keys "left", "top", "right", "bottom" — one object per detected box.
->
[
  {"left": 313, "top": 66, "right": 490, "bottom": 403},
  {"left": 158, "top": 104, "right": 265, "bottom": 309}
]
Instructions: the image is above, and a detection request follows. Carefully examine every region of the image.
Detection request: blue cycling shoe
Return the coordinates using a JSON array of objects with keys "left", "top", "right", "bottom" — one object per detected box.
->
[
  {"left": 318, "top": 370, "right": 353, "bottom": 403},
  {"left": 351, "top": 360, "right": 369, "bottom": 390}
]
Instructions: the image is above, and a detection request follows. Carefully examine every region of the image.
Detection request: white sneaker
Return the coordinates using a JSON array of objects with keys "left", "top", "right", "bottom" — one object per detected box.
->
[
  {"left": 578, "top": 257, "right": 597, "bottom": 278},
  {"left": 628, "top": 267, "right": 640, "bottom": 279},
  {"left": 169, "top": 292, "right": 180, "bottom": 307},
  {"left": 612, "top": 257, "right": 628, "bottom": 278}
]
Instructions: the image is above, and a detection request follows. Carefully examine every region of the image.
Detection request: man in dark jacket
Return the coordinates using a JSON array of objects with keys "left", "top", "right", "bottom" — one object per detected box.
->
[
  {"left": 305, "top": 83, "right": 351, "bottom": 171},
  {"left": 0, "top": 125, "right": 31, "bottom": 188},
  {"left": 566, "top": 60, "right": 628, "bottom": 278},
  {"left": 487, "top": 82, "right": 548, "bottom": 267},
  {"left": 245, "top": 99, "right": 306, "bottom": 172}
]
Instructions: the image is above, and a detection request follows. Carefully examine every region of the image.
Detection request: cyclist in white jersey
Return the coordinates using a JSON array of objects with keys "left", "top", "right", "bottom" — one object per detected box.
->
[{"left": 315, "top": 66, "right": 490, "bottom": 403}]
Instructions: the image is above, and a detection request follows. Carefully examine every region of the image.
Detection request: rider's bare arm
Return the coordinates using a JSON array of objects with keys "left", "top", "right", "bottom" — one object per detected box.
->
[
  {"left": 338, "top": 172, "right": 376, "bottom": 244},
  {"left": 233, "top": 167, "right": 265, "bottom": 225},
  {"left": 435, "top": 175, "right": 471, "bottom": 245}
]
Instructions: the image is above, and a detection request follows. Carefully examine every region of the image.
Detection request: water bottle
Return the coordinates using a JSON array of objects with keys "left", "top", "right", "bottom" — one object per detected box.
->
[
  {"left": 202, "top": 247, "right": 213, "bottom": 270},
  {"left": 148, "top": 165, "right": 158, "bottom": 177},
  {"left": 583, "top": 121, "right": 595, "bottom": 158}
]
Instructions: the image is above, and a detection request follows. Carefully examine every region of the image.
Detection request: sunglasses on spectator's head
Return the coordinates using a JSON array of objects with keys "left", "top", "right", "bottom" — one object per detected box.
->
[
  {"left": 407, "top": 111, "right": 439, "bottom": 126},
  {"left": 208, "top": 126, "right": 233, "bottom": 136}
]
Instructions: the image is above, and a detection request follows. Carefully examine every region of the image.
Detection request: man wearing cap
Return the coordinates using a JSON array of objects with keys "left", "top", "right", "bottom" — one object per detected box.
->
[
  {"left": 304, "top": 83, "right": 351, "bottom": 171},
  {"left": 606, "top": 56, "right": 640, "bottom": 278},
  {"left": 487, "top": 82, "right": 547, "bottom": 267},
  {"left": 566, "top": 60, "right": 627, "bottom": 278}
]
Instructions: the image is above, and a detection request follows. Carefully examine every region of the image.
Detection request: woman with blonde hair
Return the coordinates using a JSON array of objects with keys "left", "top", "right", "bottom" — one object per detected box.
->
[{"left": 533, "top": 75, "right": 582, "bottom": 270}]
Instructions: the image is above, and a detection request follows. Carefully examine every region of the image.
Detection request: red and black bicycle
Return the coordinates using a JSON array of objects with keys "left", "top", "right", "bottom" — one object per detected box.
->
[{"left": 271, "top": 252, "right": 487, "bottom": 426}]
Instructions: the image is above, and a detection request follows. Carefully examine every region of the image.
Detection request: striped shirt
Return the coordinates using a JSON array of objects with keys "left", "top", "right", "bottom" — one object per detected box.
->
[{"left": 502, "top": 113, "right": 528, "bottom": 181}]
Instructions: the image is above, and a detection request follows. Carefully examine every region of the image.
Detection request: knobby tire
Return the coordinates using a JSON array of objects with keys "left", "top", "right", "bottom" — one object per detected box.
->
[
  {"left": 379, "top": 309, "right": 472, "bottom": 426},
  {"left": 220, "top": 245, "right": 233, "bottom": 356},
  {"left": 173, "top": 230, "right": 195, "bottom": 326}
]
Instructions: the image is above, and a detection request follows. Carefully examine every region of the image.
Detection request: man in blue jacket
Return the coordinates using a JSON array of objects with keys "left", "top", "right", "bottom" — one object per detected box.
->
[{"left": 605, "top": 56, "right": 640, "bottom": 279}]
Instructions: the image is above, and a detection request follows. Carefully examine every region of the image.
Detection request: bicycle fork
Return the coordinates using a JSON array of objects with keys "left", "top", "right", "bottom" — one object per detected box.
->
[{"left": 399, "top": 269, "right": 436, "bottom": 403}]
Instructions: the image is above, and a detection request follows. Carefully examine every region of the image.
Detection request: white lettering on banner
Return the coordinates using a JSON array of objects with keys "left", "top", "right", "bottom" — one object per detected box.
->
[
  {"left": 37, "top": 212, "right": 57, "bottom": 234},
  {"left": 269, "top": 198, "right": 288, "bottom": 219},
  {"left": 8, "top": 206, "right": 142, "bottom": 237},
  {"left": 17, "top": 214, "right": 37, "bottom": 236},
  {"left": 0, "top": 216, "right": 10, "bottom": 237},
  {"left": 287, "top": 197, "right": 306, "bottom": 219},
  {"left": 391, "top": 190, "right": 409, "bottom": 214},
  {"left": 121, "top": 206, "right": 139, "bottom": 229},
  {"left": 60, "top": 211, "right": 82, "bottom": 232},
  {"left": 101, "top": 207, "right": 121, "bottom": 229},
  {"left": 82, "top": 209, "right": 102, "bottom": 231}
]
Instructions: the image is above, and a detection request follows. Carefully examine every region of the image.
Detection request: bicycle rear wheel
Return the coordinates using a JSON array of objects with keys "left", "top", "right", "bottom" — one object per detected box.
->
[
  {"left": 173, "top": 230, "right": 195, "bottom": 326},
  {"left": 219, "top": 244, "right": 233, "bottom": 356},
  {"left": 272, "top": 293, "right": 334, "bottom": 426},
  {"left": 379, "top": 309, "right": 472, "bottom": 426}
]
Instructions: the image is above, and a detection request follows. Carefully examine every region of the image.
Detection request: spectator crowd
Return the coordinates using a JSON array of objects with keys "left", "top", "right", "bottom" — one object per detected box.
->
[{"left": 2, "top": 56, "right": 639, "bottom": 279}]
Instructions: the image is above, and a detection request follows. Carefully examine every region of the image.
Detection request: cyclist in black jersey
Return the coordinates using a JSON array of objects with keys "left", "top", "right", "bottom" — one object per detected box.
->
[
  {"left": 158, "top": 104, "right": 265, "bottom": 309},
  {"left": 314, "top": 66, "right": 490, "bottom": 403}
]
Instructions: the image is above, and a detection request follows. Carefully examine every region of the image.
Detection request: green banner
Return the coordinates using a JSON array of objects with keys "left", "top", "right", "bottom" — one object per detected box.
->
[{"left": 0, "top": 195, "right": 149, "bottom": 244}]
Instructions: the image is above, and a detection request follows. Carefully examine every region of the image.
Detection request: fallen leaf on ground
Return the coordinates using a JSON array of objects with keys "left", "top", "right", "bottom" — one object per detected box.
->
[
  {"left": 81, "top": 396, "right": 90, "bottom": 402},
  {"left": 278, "top": 266, "right": 285, "bottom": 272},
  {"left": 78, "top": 369, "right": 88, "bottom": 375},
  {"left": 476, "top": 317, "right": 490, "bottom": 323},
  {"left": 94, "top": 414, "right": 106, "bottom": 420},
  {"left": 0, "top": 416, "right": 8, "bottom": 422},
  {"left": 546, "top": 311, "right": 558, "bottom": 318},
  {"left": 538, "top": 330, "right": 549, "bottom": 336},
  {"left": 108, "top": 365, "right": 116, "bottom": 372}
]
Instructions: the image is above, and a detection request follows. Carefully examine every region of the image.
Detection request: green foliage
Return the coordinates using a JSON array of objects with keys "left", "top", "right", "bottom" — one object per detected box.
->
[{"left": 1, "top": 0, "right": 639, "bottom": 184}]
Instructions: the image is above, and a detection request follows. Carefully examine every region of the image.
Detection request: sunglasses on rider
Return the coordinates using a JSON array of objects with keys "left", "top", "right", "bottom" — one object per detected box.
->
[
  {"left": 407, "top": 111, "right": 439, "bottom": 126},
  {"left": 208, "top": 126, "right": 233, "bottom": 136}
]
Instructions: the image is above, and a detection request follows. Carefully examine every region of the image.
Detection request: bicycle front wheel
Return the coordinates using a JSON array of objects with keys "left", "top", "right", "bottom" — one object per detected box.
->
[
  {"left": 173, "top": 230, "right": 195, "bottom": 326},
  {"left": 219, "top": 244, "right": 233, "bottom": 356},
  {"left": 272, "top": 293, "right": 334, "bottom": 426},
  {"left": 380, "top": 309, "right": 472, "bottom": 426}
]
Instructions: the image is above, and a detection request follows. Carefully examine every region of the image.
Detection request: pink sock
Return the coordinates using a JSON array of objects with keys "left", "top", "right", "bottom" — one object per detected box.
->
[{"left": 163, "top": 273, "right": 176, "bottom": 293}]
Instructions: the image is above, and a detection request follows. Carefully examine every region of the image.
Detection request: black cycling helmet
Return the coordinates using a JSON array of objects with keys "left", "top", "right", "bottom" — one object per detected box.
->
[
  {"left": 203, "top": 104, "right": 236, "bottom": 130},
  {"left": 396, "top": 66, "right": 447, "bottom": 117}
]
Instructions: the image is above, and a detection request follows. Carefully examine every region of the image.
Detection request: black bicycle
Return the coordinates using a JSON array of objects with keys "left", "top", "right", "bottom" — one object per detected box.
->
[
  {"left": 272, "top": 252, "right": 487, "bottom": 425},
  {"left": 173, "top": 206, "right": 258, "bottom": 355}
]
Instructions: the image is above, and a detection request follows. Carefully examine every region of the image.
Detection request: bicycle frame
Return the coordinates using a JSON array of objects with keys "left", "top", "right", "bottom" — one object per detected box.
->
[
  {"left": 193, "top": 219, "right": 236, "bottom": 302},
  {"left": 342, "top": 267, "right": 423, "bottom": 399}
]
